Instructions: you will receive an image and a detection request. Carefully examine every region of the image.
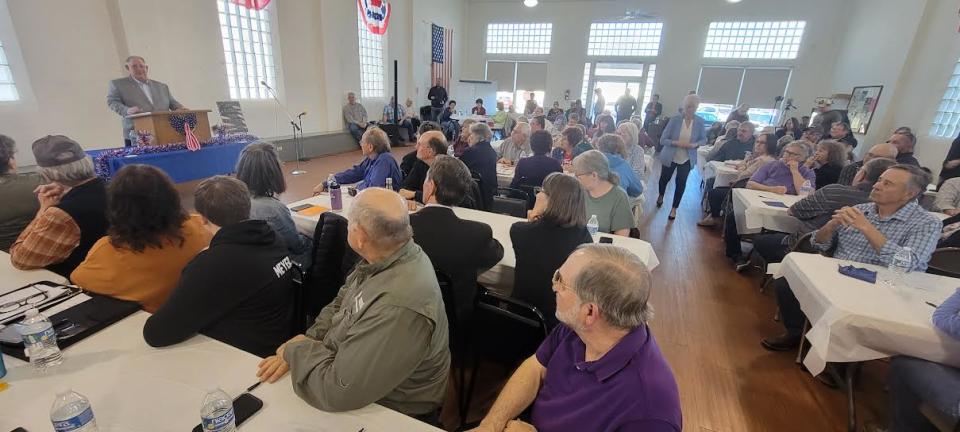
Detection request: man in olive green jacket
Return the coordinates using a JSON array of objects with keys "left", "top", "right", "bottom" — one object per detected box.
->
[{"left": 257, "top": 188, "right": 450, "bottom": 417}]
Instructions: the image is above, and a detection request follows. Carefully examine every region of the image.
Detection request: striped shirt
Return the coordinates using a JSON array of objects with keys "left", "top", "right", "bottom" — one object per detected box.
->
[
  {"left": 810, "top": 200, "right": 941, "bottom": 271},
  {"left": 9, "top": 207, "right": 81, "bottom": 270},
  {"left": 788, "top": 183, "right": 872, "bottom": 245}
]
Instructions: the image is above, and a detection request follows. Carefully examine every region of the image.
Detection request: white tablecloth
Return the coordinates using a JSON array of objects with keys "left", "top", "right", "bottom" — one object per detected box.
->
[
  {"left": 774, "top": 253, "right": 960, "bottom": 375},
  {"left": 0, "top": 251, "right": 68, "bottom": 294},
  {"left": 705, "top": 160, "right": 741, "bottom": 188},
  {"left": 0, "top": 312, "right": 441, "bottom": 431},
  {"left": 731, "top": 188, "right": 803, "bottom": 235},
  {"left": 696, "top": 146, "right": 712, "bottom": 180},
  {"left": 289, "top": 195, "right": 660, "bottom": 292},
  {"left": 496, "top": 163, "right": 515, "bottom": 187}
]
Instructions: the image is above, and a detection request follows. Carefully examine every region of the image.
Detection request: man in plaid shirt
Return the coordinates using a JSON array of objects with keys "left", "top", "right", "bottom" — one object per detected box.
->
[{"left": 762, "top": 164, "right": 941, "bottom": 352}]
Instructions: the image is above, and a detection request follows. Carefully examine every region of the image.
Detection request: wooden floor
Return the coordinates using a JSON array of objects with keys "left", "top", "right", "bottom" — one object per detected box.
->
[{"left": 175, "top": 146, "right": 889, "bottom": 432}]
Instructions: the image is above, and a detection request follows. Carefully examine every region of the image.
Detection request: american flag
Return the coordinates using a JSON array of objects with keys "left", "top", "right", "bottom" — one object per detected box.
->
[
  {"left": 230, "top": 0, "right": 271, "bottom": 10},
  {"left": 431, "top": 24, "right": 452, "bottom": 89},
  {"left": 184, "top": 123, "right": 201, "bottom": 151}
]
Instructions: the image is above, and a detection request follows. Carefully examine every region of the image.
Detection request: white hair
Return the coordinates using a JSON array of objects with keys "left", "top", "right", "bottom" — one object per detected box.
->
[{"left": 682, "top": 94, "right": 701, "bottom": 108}]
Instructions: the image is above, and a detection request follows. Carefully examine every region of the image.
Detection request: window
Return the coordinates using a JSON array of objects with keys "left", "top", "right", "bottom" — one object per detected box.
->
[
  {"left": 580, "top": 63, "right": 591, "bottom": 103},
  {"left": 580, "top": 62, "right": 655, "bottom": 120},
  {"left": 696, "top": 66, "right": 791, "bottom": 129},
  {"left": 217, "top": 0, "right": 276, "bottom": 100},
  {"left": 357, "top": 12, "right": 385, "bottom": 99},
  {"left": 703, "top": 21, "right": 805, "bottom": 60},
  {"left": 486, "top": 23, "right": 552, "bottom": 55},
  {"left": 587, "top": 23, "right": 663, "bottom": 57},
  {"left": 486, "top": 61, "right": 547, "bottom": 110},
  {"left": 930, "top": 59, "right": 960, "bottom": 138},
  {"left": 641, "top": 64, "right": 657, "bottom": 114},
  {"left": 0, "top": 37, "right": 17, "bottom": 101}
]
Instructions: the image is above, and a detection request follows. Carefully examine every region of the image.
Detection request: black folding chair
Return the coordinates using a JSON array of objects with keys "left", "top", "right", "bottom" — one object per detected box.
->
[
  {"left": 928, "top": 247, "right": 960, "bottom": 278},
  {"left": 491, "top": 187, "right": 530, "bottom": 218}
]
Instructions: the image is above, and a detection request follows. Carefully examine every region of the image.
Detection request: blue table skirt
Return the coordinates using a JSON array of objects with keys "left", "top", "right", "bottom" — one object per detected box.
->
[{"left": 86, "top": 141, "right": 252, "bottom": 183}]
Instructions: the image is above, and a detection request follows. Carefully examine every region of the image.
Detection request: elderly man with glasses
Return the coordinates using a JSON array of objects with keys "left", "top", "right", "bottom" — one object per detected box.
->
[{"left": 471, "top": 244, "right": 681, "bottom": 432}]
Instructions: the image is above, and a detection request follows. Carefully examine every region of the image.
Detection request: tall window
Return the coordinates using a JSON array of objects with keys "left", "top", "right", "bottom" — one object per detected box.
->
[
  {"left": 587, "top": 23, "right": 663, "bottom": 57},
  {"left": 930, "top": 59, "right": 960, "bottom": 138},
  {"left": 580, "top": 62, "right": 655, "bottom": 120},
  {"left": 0, "top": 37, "right": 17, "bottom": 101},
  {"left": 486, "top": 23, "right": 552, "bottom": 55},
  {"left": 217, "top": 0, "right": 276, "bottom": 100},
  {"left": 641, "top": 64, "right": 657, "bottom": 113},
  {"left": 357, "top": 13, "right": 384, "bottom": 99},
  {"left": 703, "top": 21, "right": 805, "bottom": 60},
  {"left": 580, "top": 63, "right": 591, "bottom": 103}
]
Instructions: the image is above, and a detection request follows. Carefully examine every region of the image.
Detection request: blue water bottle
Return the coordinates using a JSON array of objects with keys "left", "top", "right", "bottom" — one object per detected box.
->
[{"left": 0, "top": 325, "right": 6, "bottom": 378}]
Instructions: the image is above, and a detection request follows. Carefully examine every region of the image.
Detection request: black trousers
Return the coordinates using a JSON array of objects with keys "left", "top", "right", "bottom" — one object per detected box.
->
[
  {"left": 658, "top": 160, "right": 692, "bottom": 209},
  {"left": 775, "top": 277, "right": 805, "bottom": 336},
  {"left": 723, "top": 211, "right": 743, "bottom": 258},
  {"left": 708, "top": 186, "right": 730, "bottom": 218},
  {"left": 754, "top": 233, "right": 791, "bottom": 264}
]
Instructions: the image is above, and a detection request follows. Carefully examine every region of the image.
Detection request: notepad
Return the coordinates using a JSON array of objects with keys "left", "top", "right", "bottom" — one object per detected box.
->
[
  {"left": 762, "top": 200, "right": 789, "bottom": 208},
  {"left": 296, "top": 205, "right": 328, "bottom": 216}
]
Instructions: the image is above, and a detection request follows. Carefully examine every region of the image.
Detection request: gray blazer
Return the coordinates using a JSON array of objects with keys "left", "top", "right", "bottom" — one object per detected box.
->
[{"left": 106, "top": 76, "right": 183, "bottom": 137}]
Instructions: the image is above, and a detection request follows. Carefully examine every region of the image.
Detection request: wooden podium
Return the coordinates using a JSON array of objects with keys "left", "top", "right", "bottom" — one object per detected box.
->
[{"left": 127, "top": 110, "right": 213, "bottom": 146}]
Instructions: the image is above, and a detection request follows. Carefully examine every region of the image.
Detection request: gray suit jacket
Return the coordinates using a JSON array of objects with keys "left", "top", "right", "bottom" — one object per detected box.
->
[{"left": 107, "top": 76, "right": 183, "bottom": 137}]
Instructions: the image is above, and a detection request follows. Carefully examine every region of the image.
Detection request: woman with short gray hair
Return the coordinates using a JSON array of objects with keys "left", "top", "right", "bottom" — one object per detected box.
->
[
  {"left": 573, "top": 150, "right": 635, "bottom": 236},
  {"left": 237, "top": 142, "right": 313, "bottom": 267},
  {"left": 313, "top": 127, "right": 402, "bottom": 193},
  {"left": 511, "top": 172, "right": 593, "bottom": 328}
]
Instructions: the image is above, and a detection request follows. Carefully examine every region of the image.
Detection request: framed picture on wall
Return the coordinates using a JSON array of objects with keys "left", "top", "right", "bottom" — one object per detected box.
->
[{"left": 846, "top": 85, "right": 883, "bottom": 135}]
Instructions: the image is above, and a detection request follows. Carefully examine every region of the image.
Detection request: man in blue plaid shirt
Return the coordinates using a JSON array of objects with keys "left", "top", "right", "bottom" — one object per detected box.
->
[{"left": 763, "top": 164, "right": 941, "bottom": 352}]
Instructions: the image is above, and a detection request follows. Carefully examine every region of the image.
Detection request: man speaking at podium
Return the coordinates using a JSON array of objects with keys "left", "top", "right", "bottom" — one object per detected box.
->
[{"left": 107, "top": 55, "right": 185, "bottom": 147}]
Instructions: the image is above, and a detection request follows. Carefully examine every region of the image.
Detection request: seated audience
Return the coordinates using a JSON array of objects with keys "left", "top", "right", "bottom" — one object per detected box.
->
[
  {"left": 616, "top": 121, "right": 647, "bottom": 181},
  {"left": 10, "top": 135, "right": 107, "bottom": 277},
  {"left": 403, "top": 98, "right": 422, "bottom": 136},
  {"left": 491, "top": 102, "right": 508, "bottom": 127},
  {"left": 887, "top": 289, "right": 960, "bottom": 431},
  {"left": 796, "top": 127, "right": 822, "bottom": 150},
  {"left": 727, "top": 103, "right": 750, "bottom": 123},
  {"left": 566, "top": 99, "right": 587, "bottom": 126},
  {"left": 573, "top": 150, "right": 635, "bottom": 236},
  {"left": 474, "top": 245, "right": 681, "bottom": 432},
  {"left": 400, "top": 131, "right": 448, "bottom": 203},
  {"left": 450, "top": 118, "right": 476, "bottom": 158},
  {"left": 591, "top": 114, "right": 616, "bottom": 142},
  {"left": 411, "top": 155, "right": 503, "bottom": 319},
  {"left": 935, "top": 176, "right": 960, "bottom": 215},
  {"left": 752, "top": 157, "right": 897, "bottom": 265},
  {"left": 698, "top": 133, "right": 777, "bottom": 227},
  {"left": 776, "top": 117, "right": 803, "bottom": 141},
  {"left": 143, "top": 176, "right": 296, "bottom": 357},
  {"left": 511, "top": 130, "right": 562, "bottom": 189},
  {"left": 551, "top": 126, "right": 592, "bottom": 164},
  {"left": 941, "top": 213, "right": 960, "bottom": 248},
  {"left": 71, "top": 165, "right": 210, "bottom": 312},
  {"left": 705, "top": 121, "right": 724, "bottom": 147},
  {"left": 0, "top": 135, "right": 41, "bottom": 251},
  {"left": 256, "top": 188, "right": 450, "bottom": 418},
  {"left": 724, "top": 142, "right": 815, "bottom": 265},
  {"left": 828, "top": 121, "right": 858, "bottom": 153},
  {"left": 596, "top": 134, "right": 643, "bottom": 198},
  {"left": 713, "top": 120, "right": 740, "bottom": 148},
  {"left": 708, "top": 121, "right": 755, "bottom": 162},
  {"left": 566, "top": 112, "right": 581, "bottom": 127},
  {"left": 343, "top": 92, "right": 368, "bottom": 144},
  {"left": 313, "top": 127, "right": 401, "bottom": 193},
  {"left": 546, "top": 101, "right": 565, "bottom": 123},
  {"left": 889, "top": 129, "right": 920, "bottom": 166},
  {"left": 940, "top": 130, "right": 960, "bottom": 187},
  {"left": 762, "top": 164, "right": 941, "bottom": 351},
  {"left": 837, "top": 142, "right": 898, "bottom": 186},
  {"left": 382, "top": 96, "right": 417, "bottom": 143},
  {"left": 472, "top": 98, "right": 487, "bottom": 115},
  {"left": 460, "top": 122, "right": 498, "bottom": 210},
  {"left": 512, "top": 173, "right": 592, "bottom": 329},
  {"left": 401, "top": 121, "right": 441, "bottom": 176},
  {"left": 804, "top": 139, "right": 847, "bottom": 189},
  {"left": 236, "top": 142, "right": 313, "bottom": 267},
  {"left": 497, "top": 121, "right": 532, "bottom": 164},
  {"left": 438, "top": 100, "right": 457, "bottom": 123}
]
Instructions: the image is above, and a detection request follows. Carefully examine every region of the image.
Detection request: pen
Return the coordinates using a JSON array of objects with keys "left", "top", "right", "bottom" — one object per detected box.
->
[
  {"left": 246, "top": 381, "right": 262, "bottom": 393},
  {"left": 926, "top": 301, "right": 939, "bottom": 308}
]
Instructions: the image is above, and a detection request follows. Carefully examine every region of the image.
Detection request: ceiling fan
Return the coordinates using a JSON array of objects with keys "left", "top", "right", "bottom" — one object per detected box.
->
[{"left": 619, "top": 9, "right": 659, "bottom": 21}]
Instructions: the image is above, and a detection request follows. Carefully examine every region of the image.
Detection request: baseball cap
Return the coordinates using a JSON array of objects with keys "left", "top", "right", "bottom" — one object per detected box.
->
[{"left": 31, "top": 135, "right": 85, "bottom": 168}]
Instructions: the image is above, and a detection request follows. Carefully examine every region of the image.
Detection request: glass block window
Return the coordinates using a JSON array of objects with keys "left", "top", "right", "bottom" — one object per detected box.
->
[
  {"left": 931, "top": 59, "right": 960, "bottom": 138},
  {"left": 357, "top": 12, "right": 384, "bottom": 99},
  {"left": 580, "top": 63, "right": 590, "bottom": 103},
  {"left": 0, "top": 37, "right": 18, "bottom": 101},
  {"left": 703, "top": 21, "right": 805, "bottom": 59},
  {"left": 587, "top": 22, "right": 663, "bottom": 57},
  {"left": 486, "top": 23, "right": 552, "bottom": 55},
  {"left": 641, "top": 64, "right": 657, "bottom": 113},
  {"left": 217, "top": 0, "right": 276, "bottom": 100}
]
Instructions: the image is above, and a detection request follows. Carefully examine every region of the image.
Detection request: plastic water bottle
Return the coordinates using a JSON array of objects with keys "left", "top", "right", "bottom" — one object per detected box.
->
[
  {"left": 50, "top": 389, "right": 98, "bottom": 432},
  {"left": 886, "top": 247, "right": 913, "bottom": 288},
  {"left": 385, "top": 177, "right": 394, "bottom": 191},
  {"left": 587, "top": 215, "right": 599, "bottom": 236},
  {"left": 200, "top": 387, "right": 236, "bottom": 432},
  {"left": 328, "top": 174, "right": 342, "bottom": 211},
  {"left": 798, "top": 180, "right": 814, "bottom": 197},
  {"left": 16, "top": 308, "right": 63, "bottom": 370}
]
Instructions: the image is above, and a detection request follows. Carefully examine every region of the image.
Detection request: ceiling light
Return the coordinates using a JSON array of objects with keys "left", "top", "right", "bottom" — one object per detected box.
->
[
  {"left": 726, "top": 0, "right": 743, "bottom": 3},
  {"left": 524, "top": 0, "right": 538, "bottom": 7}
]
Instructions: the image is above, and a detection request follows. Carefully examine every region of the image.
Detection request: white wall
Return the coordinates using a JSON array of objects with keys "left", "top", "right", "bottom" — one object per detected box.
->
[
  {"left": 463, "top": 0, "right": 850, "bottom": 118},
  {"left": 0, "top": 0, "right": 465, "bottom": 166}
]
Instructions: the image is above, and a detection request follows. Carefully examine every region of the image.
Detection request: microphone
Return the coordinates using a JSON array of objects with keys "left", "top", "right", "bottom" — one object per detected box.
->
[
  {"left": 297, "top": 111, "right": 307, "bottom": 118},
  {"left": 260, "top": 80, "right": 272, "bottom": 90}
]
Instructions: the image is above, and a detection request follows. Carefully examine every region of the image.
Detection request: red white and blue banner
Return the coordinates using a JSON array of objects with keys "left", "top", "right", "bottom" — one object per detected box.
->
[{"left": 358, "top": 0, "right": 391, "bottom": 35}]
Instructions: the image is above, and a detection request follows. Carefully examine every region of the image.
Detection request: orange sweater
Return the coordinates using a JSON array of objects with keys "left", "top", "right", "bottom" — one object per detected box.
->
[{"left": 70, "top": 215, "right": 212, "bottom": 313}]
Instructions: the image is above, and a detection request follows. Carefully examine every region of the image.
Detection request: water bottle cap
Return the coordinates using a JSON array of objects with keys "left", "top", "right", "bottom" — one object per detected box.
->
[{"left": 24, "top": 308, "right": 38, "bottom": 317}]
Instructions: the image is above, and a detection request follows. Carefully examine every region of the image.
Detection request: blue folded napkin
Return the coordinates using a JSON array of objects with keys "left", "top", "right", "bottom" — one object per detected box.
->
[{"left": 838, "top": 264, "right": 877, "bottom": 284}]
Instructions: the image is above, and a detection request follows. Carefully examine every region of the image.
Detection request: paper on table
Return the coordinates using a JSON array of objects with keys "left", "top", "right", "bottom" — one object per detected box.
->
[{"left": 0, "top": 284, "right": 74, "bottom": 323}]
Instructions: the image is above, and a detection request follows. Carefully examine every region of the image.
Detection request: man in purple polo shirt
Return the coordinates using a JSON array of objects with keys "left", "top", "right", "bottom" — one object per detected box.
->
[
  {"left": 471, "top": 244, "right": 681, "bottom": 432},
  {"left": 724, "top": 141, "right": 816, "bottom": 270}
]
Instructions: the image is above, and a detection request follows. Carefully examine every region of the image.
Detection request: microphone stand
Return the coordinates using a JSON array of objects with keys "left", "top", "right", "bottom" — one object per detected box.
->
[
  {"left": 263, "top": 82, "right": 306, "bottom": 176},
  {"left": 297, "top": 112, "right": 308, "bottom": 162}
]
